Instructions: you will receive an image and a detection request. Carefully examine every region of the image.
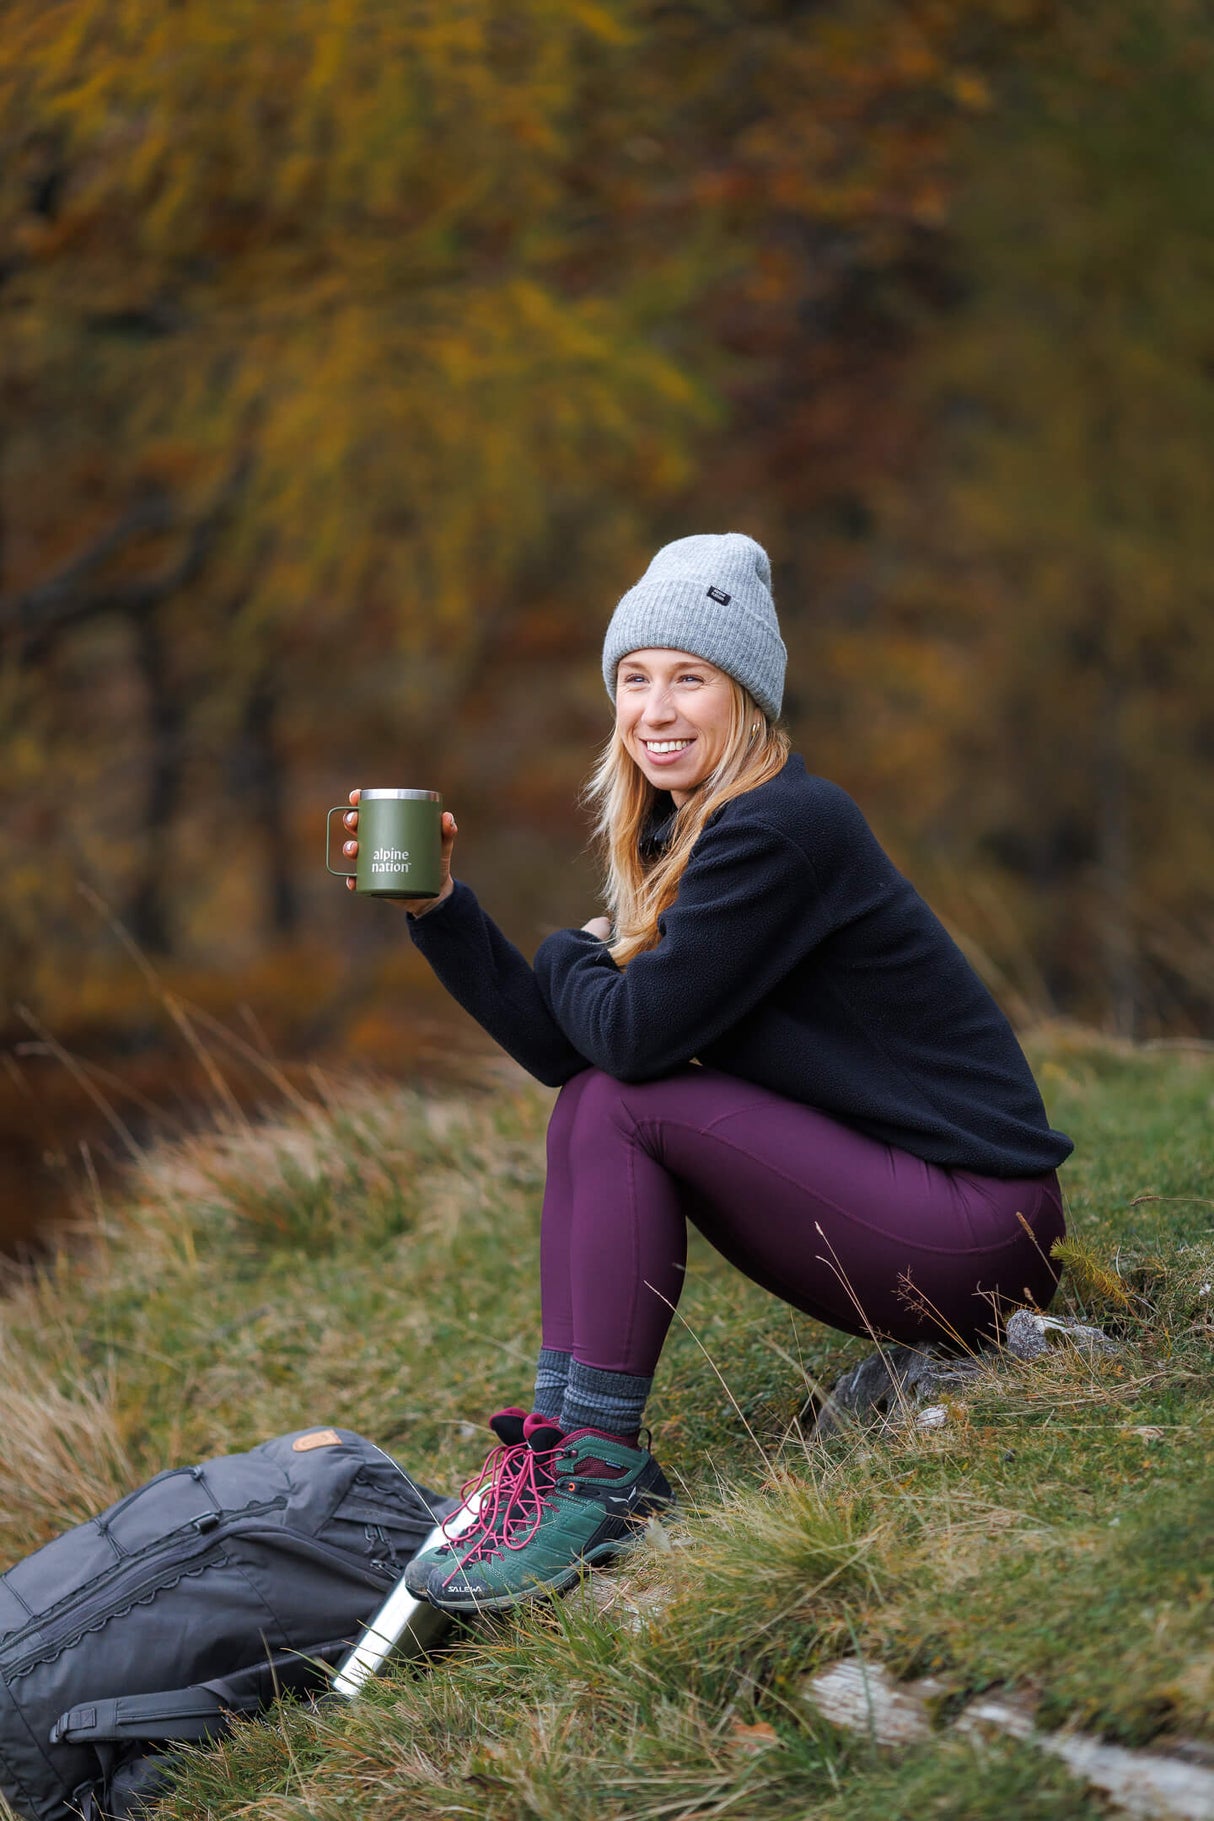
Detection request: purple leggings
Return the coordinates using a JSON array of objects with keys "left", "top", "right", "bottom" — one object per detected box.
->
[{"left": 540, "top": 1067, "right": 1065, "bottom": 1372}]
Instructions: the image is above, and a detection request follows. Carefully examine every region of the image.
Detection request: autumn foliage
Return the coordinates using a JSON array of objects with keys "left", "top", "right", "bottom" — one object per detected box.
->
[{"left": 1, "top": 0, "right": 1211, "bottom": 1074}]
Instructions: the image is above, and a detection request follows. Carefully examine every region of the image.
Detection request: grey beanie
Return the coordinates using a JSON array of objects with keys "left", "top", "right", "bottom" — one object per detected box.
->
[{"left": 602, "top": 532, "right": 786, "bottom": 721}]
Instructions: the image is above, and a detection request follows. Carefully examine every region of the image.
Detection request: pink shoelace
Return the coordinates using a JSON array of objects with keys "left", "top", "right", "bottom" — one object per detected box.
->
[
  {"left": 441, "top": 1439, "right": 529, "bottom": 1546},
  {"left": 441, "top": 1439, "right": 565, "bottom": 1584}
]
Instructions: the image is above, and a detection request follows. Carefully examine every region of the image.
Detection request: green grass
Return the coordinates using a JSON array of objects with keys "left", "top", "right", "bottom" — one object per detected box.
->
[{"left": 1, "top": 1026, "right": 1211, "bottom": 1819}]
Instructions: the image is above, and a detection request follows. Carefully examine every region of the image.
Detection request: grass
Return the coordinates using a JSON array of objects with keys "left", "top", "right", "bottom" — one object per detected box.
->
[{"left": 0, "top": 1024, "right": 1211, "bottom": 1819}]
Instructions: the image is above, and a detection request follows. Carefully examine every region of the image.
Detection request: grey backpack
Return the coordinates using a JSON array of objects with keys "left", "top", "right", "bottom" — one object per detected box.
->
[{"left": 0, "top": 1427, "right": 455, "bottom": 1821}]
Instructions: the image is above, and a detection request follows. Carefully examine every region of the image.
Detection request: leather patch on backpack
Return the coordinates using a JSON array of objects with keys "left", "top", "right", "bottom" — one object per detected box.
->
[{"left": 292, "top": 1429, "right": 342, "bottom": 1451}]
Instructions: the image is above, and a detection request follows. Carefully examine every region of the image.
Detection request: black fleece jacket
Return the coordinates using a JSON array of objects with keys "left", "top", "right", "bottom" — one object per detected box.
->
[{"left": 408, "top": 755, "right": 1072, "bottom": 1177}]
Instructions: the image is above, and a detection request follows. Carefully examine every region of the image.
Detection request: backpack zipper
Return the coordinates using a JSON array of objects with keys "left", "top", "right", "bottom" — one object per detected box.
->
[
  {"left": 229, "top": 1524, "right": 399, "bottom": 1589},
  {"left": 5, "top": 1498, "right": 288, "bottom": 1674}
]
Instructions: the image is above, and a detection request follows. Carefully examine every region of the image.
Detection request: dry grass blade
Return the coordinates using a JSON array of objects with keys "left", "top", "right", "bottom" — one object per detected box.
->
[
  {"left": 77, "top": 881, "right": 250, "bottom": 1131},
  {"left": 0, "top": 1346, "right": 134, "bottom": 1553},
  {"left": 13, "top": 1004, "right": 144, "bottom": 1164}
]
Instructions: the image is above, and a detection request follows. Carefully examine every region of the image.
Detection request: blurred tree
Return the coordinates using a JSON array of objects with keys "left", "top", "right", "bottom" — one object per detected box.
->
[
  {"left": 0, "top": 0, "right": 711, "bottom": 978},
  {"left": 6, "top": 0, "right": 1207, "bottom": 1050},
  {"left": 867, "top": 0, "right": 1214, "bottom": 1034},
  {"left": 1, "top": 465, "right": 247, "bottom": 950},
  {"left": 0, "top": 0, "right": 1015, "bottom": 998}
]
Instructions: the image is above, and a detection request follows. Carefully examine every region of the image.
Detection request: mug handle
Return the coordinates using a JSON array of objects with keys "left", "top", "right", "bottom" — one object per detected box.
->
[{"left": 325, "top": 806, "right": 356, "bottom": 877}]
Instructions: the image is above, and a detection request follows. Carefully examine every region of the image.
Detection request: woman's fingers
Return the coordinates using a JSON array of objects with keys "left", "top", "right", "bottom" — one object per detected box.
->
[
  {"left": 339, "top": 801, "right": 359, "bottom": 892},
  {"left": 335, "top": 793, "right": 359, "bottom": 889},
  {"left": 443, "top": 814, "right": 458, "bottom": 890},
  {"left": 436, "top": 810, "right": 457, "bottom": 882}
]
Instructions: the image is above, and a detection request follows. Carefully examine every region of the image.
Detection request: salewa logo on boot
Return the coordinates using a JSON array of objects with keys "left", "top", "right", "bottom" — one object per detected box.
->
[{"left": 604, "top": 1486, "right": 647, "bottom": 1513}]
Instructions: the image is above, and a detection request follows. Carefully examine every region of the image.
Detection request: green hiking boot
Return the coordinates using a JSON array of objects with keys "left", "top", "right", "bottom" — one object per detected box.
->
[
  {"left": 402, "top": 1407, "right": 532, "bottom": 1600},
  {"left": 424, "top": 1424, "right": 674, "bottom": 1613}
]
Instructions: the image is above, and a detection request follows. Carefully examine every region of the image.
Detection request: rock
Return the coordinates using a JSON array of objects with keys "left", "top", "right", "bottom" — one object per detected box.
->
[
  {"left": 800, "top": 1657, "right": 1214, "bottom": 1820},
  {"left": 809, "top": 1306, "right": 1122, "bottom": 1438},
  {"left": 807, "top": 1342, "right": 982, "bottom": 1437},
  {"left": 1004, "top": 1309, "right": 1120, "bottom": 1361}
]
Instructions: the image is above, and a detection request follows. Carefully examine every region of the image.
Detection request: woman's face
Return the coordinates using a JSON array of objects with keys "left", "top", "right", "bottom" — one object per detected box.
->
[{"left": 615, "top": 648, "right": 736, "bottom": 806}]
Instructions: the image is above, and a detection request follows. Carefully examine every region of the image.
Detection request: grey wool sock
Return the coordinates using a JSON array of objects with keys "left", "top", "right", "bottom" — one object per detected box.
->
[
  {"left": 559, "top": 1359, "right": 653, "bottom": 1441},
  {"left": 532, "top": 1347, "right": 571, "bottom": 1422}
]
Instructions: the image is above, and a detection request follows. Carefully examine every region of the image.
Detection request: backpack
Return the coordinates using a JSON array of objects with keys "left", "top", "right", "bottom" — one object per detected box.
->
[{"left": 0, "top": 1427, "right": 456, "bottom": 1821}]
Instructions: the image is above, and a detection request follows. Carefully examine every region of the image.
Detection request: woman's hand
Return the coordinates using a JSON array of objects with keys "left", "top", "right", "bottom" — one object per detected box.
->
[
  {"left": 342, "top": 790, "right": 458, "bottom": 914},
  {"left": 581, "top": 915, "right": 612, "bottom": 941}
]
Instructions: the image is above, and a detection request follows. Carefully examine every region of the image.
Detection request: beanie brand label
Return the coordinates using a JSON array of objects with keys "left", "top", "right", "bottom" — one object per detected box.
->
[{"left": 706, "top": 586, "right": 731, "bottom": 604}]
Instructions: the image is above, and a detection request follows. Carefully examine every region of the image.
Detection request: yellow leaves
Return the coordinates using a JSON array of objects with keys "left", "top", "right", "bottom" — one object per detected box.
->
[
  {"left": 0, "top": 0, "right": 604, "bottom": 267},
  {"left": 951, "top": 70, "right": 993, "bottom": 111},
  {"left": 551, "top": 0, "right": 632, "bottom": 45},
  {"left": 210, "top": 258, "right": 708, "bottom": 659}
]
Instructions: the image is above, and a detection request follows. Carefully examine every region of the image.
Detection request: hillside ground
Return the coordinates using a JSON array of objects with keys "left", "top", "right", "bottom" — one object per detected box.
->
[{"left": 0, "top": 1027, "right": 1210, "bottom": 1819}]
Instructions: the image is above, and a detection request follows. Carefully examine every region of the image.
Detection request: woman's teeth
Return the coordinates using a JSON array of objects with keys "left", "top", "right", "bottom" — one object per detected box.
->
[{"left": 644, "top": 740, "right": 691, "bottom": 753}]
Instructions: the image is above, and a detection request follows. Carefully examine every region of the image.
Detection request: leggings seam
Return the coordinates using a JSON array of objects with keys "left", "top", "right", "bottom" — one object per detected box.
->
[
  {"left": 636, "top": 1114, "right": 1051, "bottom": 1259},
  {"left": 620, "top": 1136, "right": 640, "bottom": 1363}
]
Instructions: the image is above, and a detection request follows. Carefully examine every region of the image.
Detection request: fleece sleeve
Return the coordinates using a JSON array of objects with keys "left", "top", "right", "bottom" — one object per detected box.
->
[
  {"left": 532, "top": 816, "right": 829, "bottom": 1080},
  {"left": 407, "top": 880, "right": 590, "bottom": 1087}
]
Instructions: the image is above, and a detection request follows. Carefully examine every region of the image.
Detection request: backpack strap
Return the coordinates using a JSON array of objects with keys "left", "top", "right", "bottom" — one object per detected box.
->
[
  {"left": 50, "top": 1642, "right": 347, "bottom": 1749},
  {"left": 50, "top": 1678, "right": 260, "bottom": 1747}
]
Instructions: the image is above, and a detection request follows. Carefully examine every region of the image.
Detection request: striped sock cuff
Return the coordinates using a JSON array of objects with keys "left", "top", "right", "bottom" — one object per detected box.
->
[
  {"left": 560, "top": 1359, "right": 653, "bottom": 1439},
  {"left": 532, "top": 1347, "right": 571, "bottom": 1422}
]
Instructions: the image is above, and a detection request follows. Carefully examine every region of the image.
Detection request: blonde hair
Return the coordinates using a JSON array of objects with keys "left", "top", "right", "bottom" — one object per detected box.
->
[{"left": 584, "top": 676, "right": 790, "bottom": 966}]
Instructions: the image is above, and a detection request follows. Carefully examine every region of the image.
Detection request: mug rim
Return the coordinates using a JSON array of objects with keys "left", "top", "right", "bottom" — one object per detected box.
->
[{"left": 359, "top": 789, "right": 442, "bottom": 802}]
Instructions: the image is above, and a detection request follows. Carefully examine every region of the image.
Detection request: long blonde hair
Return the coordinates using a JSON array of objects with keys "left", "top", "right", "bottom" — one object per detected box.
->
[{"left": 584, "top": 677, "right": 791, "bottom": 965}]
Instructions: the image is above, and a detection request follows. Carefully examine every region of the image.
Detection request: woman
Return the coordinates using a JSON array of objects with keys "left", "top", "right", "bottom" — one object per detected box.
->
[{"left": 341, "top": 532, "right": 1072, "bottom": 1614}]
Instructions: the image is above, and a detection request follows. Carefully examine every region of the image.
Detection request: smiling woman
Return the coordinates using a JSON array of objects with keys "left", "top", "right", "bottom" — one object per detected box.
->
[
  {"left": 584, "top": 639, "right": 789, "bottom": 969},
  {"left": 340, "top": 531, "right": 1073, "bottom": 1618}
]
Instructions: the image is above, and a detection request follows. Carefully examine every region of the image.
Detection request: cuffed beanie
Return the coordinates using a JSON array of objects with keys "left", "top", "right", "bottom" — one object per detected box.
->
[{"left": 602, "top": 532, "right": 786, "bottom": 721}]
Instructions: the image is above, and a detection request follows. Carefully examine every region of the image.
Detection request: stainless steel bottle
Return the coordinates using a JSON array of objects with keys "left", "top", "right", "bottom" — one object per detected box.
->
[{"left": 331, "top": 1492, "right": 484, "bottom": 1697}]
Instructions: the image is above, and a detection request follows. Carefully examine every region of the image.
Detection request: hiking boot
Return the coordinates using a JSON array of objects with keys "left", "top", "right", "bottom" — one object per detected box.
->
[
  {"left": 424, "top": 1426, "right": 674, "bottom": 1613},
  {"left": 403, "top": 1407, "right": 533, "bottom": 1600}
]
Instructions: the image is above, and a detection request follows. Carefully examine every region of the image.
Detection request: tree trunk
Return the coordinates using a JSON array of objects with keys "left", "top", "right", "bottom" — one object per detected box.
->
[
  {"left": 1097, "top": 665, "right": 1137, "bottom": 1039},
  {"left": 126, "top": 607, "right": 184, "bottom": 954},
  {"left": 242, "top": 664, "right": 298, "bottom": 938}
]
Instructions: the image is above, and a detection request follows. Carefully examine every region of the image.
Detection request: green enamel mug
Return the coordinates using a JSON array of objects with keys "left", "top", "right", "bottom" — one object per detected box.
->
[{"left": 326, "top": 790, "right": 443, "bottom": 899}]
